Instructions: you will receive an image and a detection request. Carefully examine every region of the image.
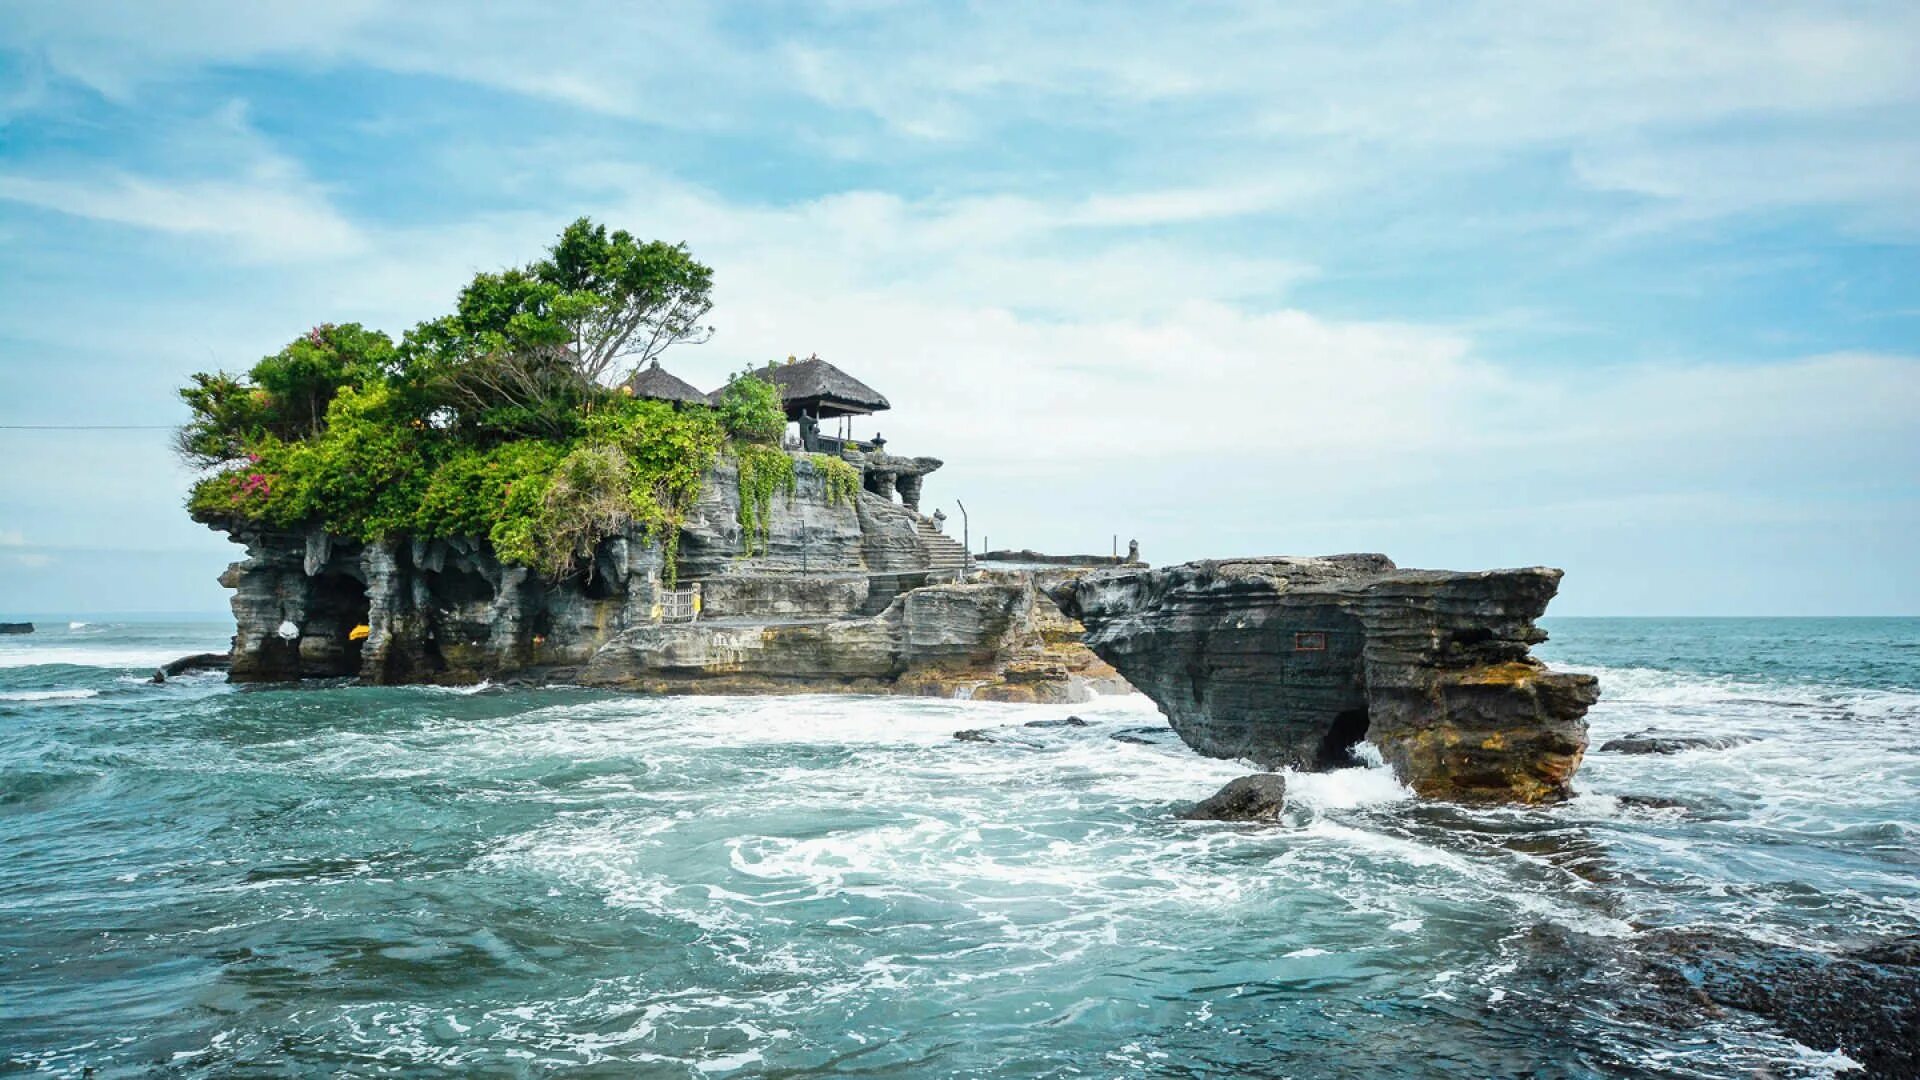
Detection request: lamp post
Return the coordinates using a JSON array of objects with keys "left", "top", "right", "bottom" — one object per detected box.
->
[{"left": 955, "top": 499, "right": 971, "bottom": 576}]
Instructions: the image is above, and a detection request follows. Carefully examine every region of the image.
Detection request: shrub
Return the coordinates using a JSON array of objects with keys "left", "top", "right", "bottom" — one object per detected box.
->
[
  {"left": 812, "top": 453, "right": 862, "bottom": 507},
  {"left": 716, "top": 370, "right": 786, "bottom": 444}
]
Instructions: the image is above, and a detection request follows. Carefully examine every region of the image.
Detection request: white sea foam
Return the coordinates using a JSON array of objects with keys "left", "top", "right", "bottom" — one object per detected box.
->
[
  {"left": 0, "top": 688, "right": 100, "bottom": 701},
  {"left": 0, "top": 646, "right": 189, "bottom": 670}
]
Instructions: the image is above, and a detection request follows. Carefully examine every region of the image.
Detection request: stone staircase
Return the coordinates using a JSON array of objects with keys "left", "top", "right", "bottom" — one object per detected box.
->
[{"left": 914, "top": 517, "right": 970, "bottom": 575}]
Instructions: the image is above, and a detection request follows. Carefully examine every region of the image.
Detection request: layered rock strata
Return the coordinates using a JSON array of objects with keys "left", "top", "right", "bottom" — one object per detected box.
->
[
  {"left": 202, "top": 454, "right": 1124, "bottom": 703},
  {"left": 1052, "top": 555, "right": 1599, "bottom": 803}
]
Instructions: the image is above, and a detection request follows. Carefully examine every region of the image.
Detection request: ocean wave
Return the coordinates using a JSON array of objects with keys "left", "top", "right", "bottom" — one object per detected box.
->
[
  {"left": 0, "top": 646, "right": 202, "bottom": 670},
  {"left": 0, "top": 688, "right": 101, "bottom": 702}
]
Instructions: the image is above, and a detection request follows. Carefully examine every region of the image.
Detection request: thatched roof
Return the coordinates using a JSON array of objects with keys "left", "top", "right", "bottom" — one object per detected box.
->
[
  {"left": 711, "top": 355, "right": 891, "bottom": 419},
  {"left": 625, "top": 360, "right": 708, "bottom": 406}
]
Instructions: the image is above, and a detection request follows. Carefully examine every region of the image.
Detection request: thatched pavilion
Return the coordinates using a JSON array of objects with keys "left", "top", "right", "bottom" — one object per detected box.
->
[
  {"left": 714, "top": 355, "right": 891, "bottom": 452},
  {"left": 624, "top": 360, "right": 708, "bottom": 407}
]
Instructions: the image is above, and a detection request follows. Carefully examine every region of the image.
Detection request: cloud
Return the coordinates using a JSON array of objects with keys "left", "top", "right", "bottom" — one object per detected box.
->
[{"left": 0, "top": 102, "right": 364, "bottom": 261}]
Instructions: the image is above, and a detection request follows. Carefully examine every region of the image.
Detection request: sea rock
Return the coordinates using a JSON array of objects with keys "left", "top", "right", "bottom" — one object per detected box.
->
[
  {"left": 150, "top": 651, "right": 232, "bottom": 682},
  {"left": 1598, "top": 733, "right": 1754, "bottom": 755},
  {"left": 1645, "top": 930, "right": 1920, "bottom": 1077},
  {"left": 200, "top": 453, "right": 1128, "bottom": 702},
  {"left": 1024, "top": 716, "right": 1088, "bottom": 729},
  {"left": 1181, "top": 774, "right": 1288, "bottom": 822},
  {"left": 1053, "top": 555, "right": 1600, "bottom": 803},
  {"left": 0, "top": 622, "right": 33, "bottom": 635}
]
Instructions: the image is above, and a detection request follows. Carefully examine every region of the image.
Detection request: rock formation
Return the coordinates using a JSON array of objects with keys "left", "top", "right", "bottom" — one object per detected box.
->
[
  {"left": 1181, "top": 774, "right": 1288, "bottom": 822},
  {"left": 1052, "top": 555, "right": 1599, "bottom": 803},
  {"left": 202, "top": 453, "right": 1126, "bottom": 703}
]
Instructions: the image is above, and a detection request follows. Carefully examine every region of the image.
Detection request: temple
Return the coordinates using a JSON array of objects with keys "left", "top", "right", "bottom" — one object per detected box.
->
[{"left": 711, "top": 354, "right": 945, "bottom": 515}]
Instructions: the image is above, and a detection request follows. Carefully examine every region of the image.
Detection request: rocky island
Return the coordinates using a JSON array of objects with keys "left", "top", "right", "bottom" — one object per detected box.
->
[{"left": 179, "top": 218, "right": 1591, "bottom": 802}]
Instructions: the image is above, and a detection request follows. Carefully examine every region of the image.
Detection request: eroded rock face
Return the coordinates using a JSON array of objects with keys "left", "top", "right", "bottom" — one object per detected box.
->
[
  {"left": 1052, "top": 555, "right": 1599, "bottom": 803},
  {"left": 206, "top": 453, "right": 1126, "bottom": 703}
]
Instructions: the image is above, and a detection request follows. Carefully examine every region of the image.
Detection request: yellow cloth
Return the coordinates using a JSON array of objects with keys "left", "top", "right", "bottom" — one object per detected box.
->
[{"left": 348, "top": 624, "right": 371, "bottom": 641}]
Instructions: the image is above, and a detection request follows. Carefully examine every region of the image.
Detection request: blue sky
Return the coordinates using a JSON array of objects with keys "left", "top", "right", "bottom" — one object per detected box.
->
[{"left": 1, "top": 2, "right": 1916, "bottom": 615}]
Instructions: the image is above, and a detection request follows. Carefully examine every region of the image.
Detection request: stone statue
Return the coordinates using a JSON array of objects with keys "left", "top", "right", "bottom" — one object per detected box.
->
[
  {"left": 1127, "top": 539, "right": 1140, "bottom": 563},
  {"left": 932, "top": 509, "right": 947, "bottom": 533}
]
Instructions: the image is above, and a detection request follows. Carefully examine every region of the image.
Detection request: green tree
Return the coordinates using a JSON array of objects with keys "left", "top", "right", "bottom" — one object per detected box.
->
[
  {"left": 716, "top": 369, "right": 786, "bottom": 444},
  {"left": 540, "top": 218, "right": 715, "bottom": 385}
]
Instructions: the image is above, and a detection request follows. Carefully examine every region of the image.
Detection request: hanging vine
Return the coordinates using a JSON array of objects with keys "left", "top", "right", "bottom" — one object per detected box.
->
[
  {"left": 735, "top": 443, "right": 796, "bottom": 556},
  {"left": 811, "top": 453, "right": 862, "bottom": 508}
]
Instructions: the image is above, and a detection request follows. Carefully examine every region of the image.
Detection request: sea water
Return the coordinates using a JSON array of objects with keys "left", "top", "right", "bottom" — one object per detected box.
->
[{"left": 1, "top": 618, "right": 1915, "bottom": 1077}]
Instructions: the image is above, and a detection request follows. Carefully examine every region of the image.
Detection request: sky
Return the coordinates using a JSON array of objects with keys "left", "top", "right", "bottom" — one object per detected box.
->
[{"left": 0, "top": 2, "right": 1916, "bottom": 616}]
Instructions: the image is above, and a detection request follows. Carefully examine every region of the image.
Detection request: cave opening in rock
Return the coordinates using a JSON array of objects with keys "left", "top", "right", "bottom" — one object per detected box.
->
[
  {"left": 1316, "top": 707, "right": 1372, "bottom": 768},
  {"left": 306, "top": 569, "right": 371, "bottom": 677}
]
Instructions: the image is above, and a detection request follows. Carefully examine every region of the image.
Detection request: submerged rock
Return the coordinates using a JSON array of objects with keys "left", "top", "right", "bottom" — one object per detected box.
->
[
  {"left": 0, "top": 621, "right": 32, "bottom": 635},
  {"left": 1645, "top": 930, "right": 1920, "bottom": 1077},
  {"left": 1053, "top": 555, "right": 1599, "bottom": 803},
  {"left": 1599, "top": 733, "right": 1755, "bottom": 755},
  {"left": 1181, "top": 774, "right": 1287, "bottom": 822},
  {"left": 1023, "top": 716, "right": 1088, "bottom": 729}
]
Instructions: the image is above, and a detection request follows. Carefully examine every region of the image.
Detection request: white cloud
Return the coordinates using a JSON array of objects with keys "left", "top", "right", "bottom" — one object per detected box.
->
[{"left": 0, "top": 103, "right": 364, "bottom": 261}]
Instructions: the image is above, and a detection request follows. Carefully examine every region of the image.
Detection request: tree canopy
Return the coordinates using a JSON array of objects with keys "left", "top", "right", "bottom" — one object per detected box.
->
[{"left": 178, "top": 219, "right": 790, "bottom": 583}]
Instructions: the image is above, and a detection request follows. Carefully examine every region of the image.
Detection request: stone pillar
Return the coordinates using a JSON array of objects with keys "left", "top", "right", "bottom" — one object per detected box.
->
[
  {"left": 898, "top": 474, "right": 923, "bottom": 512},
  {"left": 866, "top": 470, "right": 898, "bottom": 501}
]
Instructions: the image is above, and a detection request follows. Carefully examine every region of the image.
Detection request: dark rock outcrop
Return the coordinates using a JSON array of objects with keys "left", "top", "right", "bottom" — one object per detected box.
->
[
  {"left": 202, "top": 453, "right": 1127, "bottom": 702},
  {"left": 0, "top": 622, "right": 32, "bottom": 635},
  {"left": 1053, "top": 555, "right": 1600, "bottom": 803},
  {"left": 1599, "top": 733, "right": 1754, "bottom": 755},
  {"left": 1181, "top": 774, "right": 1288, "bottom": 821},
  {"left": 1644, "top": 931, "right": 1920, "bottom": 1077},
  {"left": 150, "top": 652, "right": 232, "bottom": 682}
]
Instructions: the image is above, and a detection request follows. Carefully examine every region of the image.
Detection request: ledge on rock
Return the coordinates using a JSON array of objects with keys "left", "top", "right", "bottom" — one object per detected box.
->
[{"left": 1052, "top": 554, "right": 1600, "bottom": 804}]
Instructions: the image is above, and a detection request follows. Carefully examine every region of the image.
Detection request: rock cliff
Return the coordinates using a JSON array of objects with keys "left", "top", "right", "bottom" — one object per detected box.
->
[
  {"left": 204, "top": 453, "right": 1124, "bottom": 702},
  {"left": 1051, "top": 555, "right": 1599, "bottom": 803}
]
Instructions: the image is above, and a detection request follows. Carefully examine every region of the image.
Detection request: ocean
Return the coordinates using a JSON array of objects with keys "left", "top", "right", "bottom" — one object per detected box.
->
[{"left": 2, "top": 617, "right": 1916, "bottom": 1077}]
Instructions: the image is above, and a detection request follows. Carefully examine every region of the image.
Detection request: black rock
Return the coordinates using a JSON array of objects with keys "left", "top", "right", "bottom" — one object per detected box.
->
[
  {"left": 1024, "top": 716, "right": 1088, "bottom": 729},
  {"left": 1614, "top": 794, "right": 1690, "bottom": 812},
  {"left": 1646, "top": 929, "right": 1920, "bottom": 1077},
  {"left": 151, "top": 651, "right": 233, "bottom": 683},
  {"left": 1110, "top": 726, "right": 1167, "bottom": 745},
  {"left": 953, "top": 729, "right": 993, "bottom": 742},
  {"left": 1599, "top": 733, "right": 1754, "bottom": 755},
  {"left": 0, "top": 622, "right": 33, "bottom": 635},
  {"left": 1180, "top": 774, "right": 1288, "bottom": 822}
]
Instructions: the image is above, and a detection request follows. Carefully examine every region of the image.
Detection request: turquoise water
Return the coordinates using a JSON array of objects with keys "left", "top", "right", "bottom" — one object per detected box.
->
[{"left": 2, "top": 617, "right": 1916, "bottom": 1077}]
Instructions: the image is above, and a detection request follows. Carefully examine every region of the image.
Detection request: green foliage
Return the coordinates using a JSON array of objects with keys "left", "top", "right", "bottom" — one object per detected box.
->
[
  {"left": 717, "top": 370, "right": 786, "bottom": 444},
  {"left": 812, "top": 453, "right": 862, "bottom": 507},
  {"left": 414, "top": 441, "right": 566, "bottom": 543},
  {"left": 177, "top": 220, "right": 746, "bottom": 581},
  {"left": 540, "top": 218, "right": 715, "bottom": 384},
  {"left": 176, "top": 323, "right": 397, "bottom": 468},
  {"left": 735, "top": 444, "right": 796, "bottom": 556},
  {"left": 526, "top": 443, "right": 634, "bottom": 578}
]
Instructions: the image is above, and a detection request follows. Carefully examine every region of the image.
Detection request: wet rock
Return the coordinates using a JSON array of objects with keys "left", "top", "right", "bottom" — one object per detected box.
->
[
  {"left": 0, "top": 622, "right": 33, "bottom": 635},
  {"left": 1599, "top": 733, "right": 1755, "bottom": 755},
  {"left": 1024, "top": 716, "right": 1088, "bottom": 729},
  {"left": 1053, "top": 555, "right": 1598, "bottom": 803},
  {"left": 953, "top": 729, "right": 994, "bottom": 742},
  {"left": 1181, "top": 774, "right": 1288, "bottom": 822},
  {"left": 1111, "top": 726, "right": 1168, "bottom": 745},
  {"left": 1645, "top": 930, "right": 1920, "bottom": 1078},
  {"left": 1613, "top": 793, "right": 1690, "bottom": 812}
]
